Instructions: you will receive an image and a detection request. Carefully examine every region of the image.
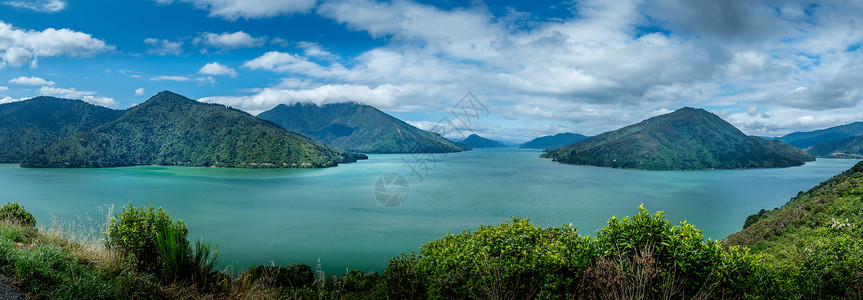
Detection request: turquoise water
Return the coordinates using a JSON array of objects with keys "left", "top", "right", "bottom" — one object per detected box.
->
[{"left": 0, "top": 148, "right": 858, "bottom": 275}]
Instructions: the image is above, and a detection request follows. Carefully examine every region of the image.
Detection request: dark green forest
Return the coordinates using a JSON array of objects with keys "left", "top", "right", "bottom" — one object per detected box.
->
[
  {"left": 21, "top": 91, "right": 366, "bottom": 168},
  {"left": 541, "top": 107, "right": 814, "bottom": 170},
  {"left": 805, "top": 136, "right": 863, "bottom": 158},
  {"left": 519, "top": 132, "right": 588, "bottom": 149},
  {"left": 258, "top": 102, "right": 469, "bottom": 154},
  {"left": 0, "top": 97, "right": 124, "bottom": 163},
  {"left": 460, "top": 133, "right": 508, "bottom": 148}
]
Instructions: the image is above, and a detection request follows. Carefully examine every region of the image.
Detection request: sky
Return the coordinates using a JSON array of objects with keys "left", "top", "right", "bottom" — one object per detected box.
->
[{"left": 1, "top": 0, "right": 862, "bottom": 142}]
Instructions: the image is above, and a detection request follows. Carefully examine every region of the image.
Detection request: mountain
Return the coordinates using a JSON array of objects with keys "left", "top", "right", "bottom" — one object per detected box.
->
[
  {"left": 460, "top": 134, "right": 507, "bottom": 148},
  {"left": 257, "top": 103, "right": 469, "bottom": 154},
  {"left": 540, "top": 107, "right": 814, "bottom": 170},
  {"left": 0, "top": 97, "right": 125, "bottom": 163},
  {"left": 21, "top": 91, "right": 366, "bottom": 168},
  {"left": 777, "top": 121, "right": 863, "bottom": 148},
  {"left": 518, "top": 132, "right": 588, "bottom": 149},
  {"left": 805, "top": 136, "right": 863, "bottom": 158}
]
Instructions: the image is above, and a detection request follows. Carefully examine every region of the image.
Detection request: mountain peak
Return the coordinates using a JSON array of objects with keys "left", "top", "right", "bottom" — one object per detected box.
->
[{"left": 541, "top": 107, "right": 810, "bottom": 170}]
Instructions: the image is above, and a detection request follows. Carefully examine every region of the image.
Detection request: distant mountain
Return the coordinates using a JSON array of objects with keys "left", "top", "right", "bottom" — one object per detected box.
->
[
  {"left": 22, "top": 91, "right": 366, "bottom": 168},
  {"left": 0, "top": 97, "right": 124, "bottom": 163},
  {"left": 461, "top": 134, "right": 507, "bottom": 148},
  {"left": 541, "top": 107, "right": 814, "bottom": 170},
  {"left": 257, "top": 103, "right": 469, "bottom": 154},
  {"left": 518, "top": 133, "right": 588, "bottom": 149},
  {"left": 805, "top": 136, "right": 863, "bottom": 158},
  {"left": 777, "top": 122, "right": 863, "bottom": 148}
]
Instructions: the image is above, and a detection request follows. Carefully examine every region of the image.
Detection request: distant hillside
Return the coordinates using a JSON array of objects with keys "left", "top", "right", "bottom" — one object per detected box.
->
[
  {"left": 258, "top": 103, "right": 469, "bottom": 154},
  {"left": 541, "top": 107, "right": 814, "bottom": 170},
  {"left": 518, "top": 132, "right": 588, "bottom": 149},
  {"left": 22, "top": 91, "right": 366, "bottom": 168},
  {"left": 0, "top": 97, "right": 124, "bottom": 163},
  {"left": 778, "top": 121, "right": 863, "bottom": 148},
  {"left": 461, "top": 134, "right": 507, "bottom": 148},
  {"left": 806, "top": 136, "right": 863, "bottom": 158}
]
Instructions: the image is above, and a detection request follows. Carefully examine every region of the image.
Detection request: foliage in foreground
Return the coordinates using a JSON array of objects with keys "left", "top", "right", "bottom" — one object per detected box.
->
[{"left": 2, "top": 195, "right": 862, "bottom": 299}]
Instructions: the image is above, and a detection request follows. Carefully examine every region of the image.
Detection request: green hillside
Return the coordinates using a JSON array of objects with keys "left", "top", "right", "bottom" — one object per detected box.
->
[
  {"left": 541, "top": 107, "right": 813, "bottom": 170},
  {"left": 460, "top": 133, "right": 507, "bottom": 148},
  {"left": 0, "top": 97, "right": 124, "bottom": 163},
  {"left": 518, "top": 132, "right": 588, "bottom": 149},
  {"left": 257, "top": 103, "right": 469, "bottom": 154},
  {"left": 21, "top": 91, "right": 366, "bottom": 168},
  {"left": 805, "top": 136, "right": 863, "bottom": 158},
  {"left": 778, "top": 121, "right": 863, "bottom": 148},
  {"left": 725, "top": 160, "right": 863, "bottom": 297}
]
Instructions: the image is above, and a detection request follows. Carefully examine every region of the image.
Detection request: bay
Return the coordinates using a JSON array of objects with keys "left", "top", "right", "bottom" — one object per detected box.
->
[{"left": 0, "top": 148, "right": 857, "bottom": 275}]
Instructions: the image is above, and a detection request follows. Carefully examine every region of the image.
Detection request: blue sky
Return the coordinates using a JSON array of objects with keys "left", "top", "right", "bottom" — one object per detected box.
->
[{"left": 1, "top": 0, "right": 862, "bottom": 142}]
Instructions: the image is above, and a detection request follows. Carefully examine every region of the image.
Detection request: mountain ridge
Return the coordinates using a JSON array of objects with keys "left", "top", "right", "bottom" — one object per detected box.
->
[
  {"left": 22, "top": 91, "right": 366, "bottom": 168},
  {"left": 258, "top": 102, "right": 469, "bottom": 154},
  {"left": 461, "top": 134, "right": 507, "bottom": 148},
  {"left": 0, "top": 97, "right": 125, "bottom": 163},
  {"left": 541, "top": 107, "right": 814, "bottom": 170},
  {"left": 518, "top": 132, "right": 588, "bottom": 149}
]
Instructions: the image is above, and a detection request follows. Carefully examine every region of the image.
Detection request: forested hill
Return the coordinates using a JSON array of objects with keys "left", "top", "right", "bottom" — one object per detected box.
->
[
  {"left": 777, "top": 121, "right": 863, "bottom": 149},
  {"left": 21, "top": 91, "right": 366, "bottom": 168},
  {"left": 0, "top": 97, "right": 124, "bottom": 163},
  {"left": 806, "top": 136, "right": 863, "bottom": 158},
  {"left": 540, "top": 107, "right": 814, "bottom": 170},
  {"left": 460, "top": 134, "right": 507, "bottom": 148},
  {"left": 258, "top": 102, "right": 470, "bottom": 154},
  {"left": 518, "top": 132, "right": 588, "bottom": 149}
]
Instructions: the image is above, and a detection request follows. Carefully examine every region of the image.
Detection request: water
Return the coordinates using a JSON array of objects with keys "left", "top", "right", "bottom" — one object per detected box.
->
[{"left": 0, "top": 148, "right": 857, "bottom": 275}]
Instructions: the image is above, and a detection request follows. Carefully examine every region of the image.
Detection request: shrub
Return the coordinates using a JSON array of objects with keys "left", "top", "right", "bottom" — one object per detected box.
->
[
  {"left": 0, "top": 202, "right": 36, "bottom": 227},
  {"left": 589, "top": 205, "right": 766, "bottom": 298},
  {"left": 104, "top": 201, "right": 188, "bottom": 275},
  {"left": 415, "top": 217, "right": 594, "bottom": 299},
  {"left": 246, "top": 264, "right": 314, "bottom": 288}
]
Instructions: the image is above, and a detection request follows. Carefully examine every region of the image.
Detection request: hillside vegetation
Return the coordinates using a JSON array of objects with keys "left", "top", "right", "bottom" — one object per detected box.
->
[
  {"left": 22, "top": 91, "right": 365, "bottom": 168},
  {"left": 805, "top": 136, "right": 863, "bottom": 158},
  {"left": 258, "top": 103, "right": 469, "bottom": 154},
  {"left": 0, "top": 97, "right": 124, "bottom": 163},
  {"left": 460, "top": 133, "right": 507, "bottom": 148},
  {"left": 541, "top": 107, "right": 814, "bottom": 170},
  {"left": 778, "top": 121, "right": 863, "bottom": 149},
  {"left": 726, "top": 160, "right": 863, "bottom": 297},
  {"left": 519, "top": 132, "right": 588, "bottom": 150}
]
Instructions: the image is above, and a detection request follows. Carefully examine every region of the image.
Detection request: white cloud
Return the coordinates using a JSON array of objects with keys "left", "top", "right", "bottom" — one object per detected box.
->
[
  {"left": 296, "top": 41, "right": 335, "bottom": 58},
  {"left": 0, "top": 21, "right": 112, "bottom": 68},
  {"left": 9, "top": 76, "right": 54, "bottom": 86},
  {"left": 81, "top": 95, "right": 118, "bottom": 108},
  {"left": 192, "top": 0, "right": 863, "bottom": 136},
  {"left": 37, "top": 86, "right": 118, "bottom": 108},
  {"left": 0, "top": 86, "right": 7, "bottom": 92},
  {"left": 198, "top": 62, "right": 237, "bottom": 78},
  {"left": 135, "top": 87, "right": 145, "bottom": 96},
  {"left": 144, "top": 38, "right": 183, "bottom": 56},
  {"left": 150, "top": 76, "right": 192, "bottom": 82},
  {"left": 4, "top": 0, "right": 66, "bottom": 13},
  {"left": 153, "top": 0, "right": 316, "bottom": 20},
  {"left": 200, "top": 84, "right": 420, "bottom": 114},
  {"left": 196, "top": 31, "right": 265, "bottom": 50},
  {"left": 0, "top": 96, "right": 28, "bottom": 104}
]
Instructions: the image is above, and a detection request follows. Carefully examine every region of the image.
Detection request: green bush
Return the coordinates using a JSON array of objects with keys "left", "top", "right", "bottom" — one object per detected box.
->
[
  {"left": 104, "top": 201, "right": 188, "bottom": 275},
  {"left": 246, "top": 264, "right": 314, "bottom": 288},
  {"left": 13, "top": 245, "right": 118, "bottom": 299},
  {"left": 0, "top": 202, "right": 36, "bottom": 227},
  {"left": 415, "top": 217, "right": 594, "bottom": 299}
]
